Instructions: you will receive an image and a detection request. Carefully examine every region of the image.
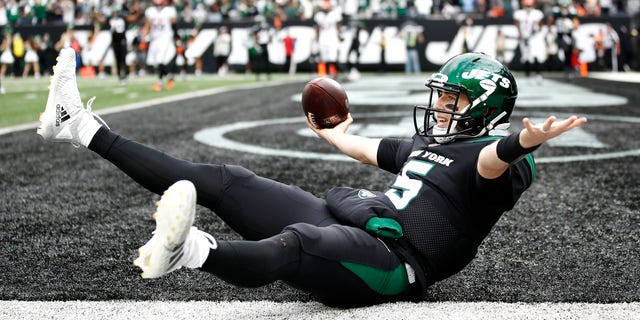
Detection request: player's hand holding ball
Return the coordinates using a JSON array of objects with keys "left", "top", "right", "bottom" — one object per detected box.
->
[{"left": 302, "top": 77, "right": 349, "bottom": 129}]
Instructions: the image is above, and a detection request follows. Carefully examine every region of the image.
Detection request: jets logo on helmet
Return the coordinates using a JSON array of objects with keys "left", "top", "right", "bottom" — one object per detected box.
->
[
  {"left": 414, "top": 52, "right": 518, "bottom": 144},
  {"left": 461, "top": 69, "right": 512, "bottom": 89}
]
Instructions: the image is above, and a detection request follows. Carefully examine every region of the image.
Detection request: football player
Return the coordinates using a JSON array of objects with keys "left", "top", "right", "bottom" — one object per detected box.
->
[
  {"left": 37, "top": 48, "right": 587, "bottom": 307},
  {"left": 143, "top": 0, "right": 177, "bottom": 91},
  {"left": 94, "top": 3, "right": 142, "bottom": 85},
  {"left": 313, "top": 1, "right": 342, "bottom": 77},
  {"left": 548, "top": 0, "right": 580, "bottom": 80},
  {"left": 514, "top": 0, "right": 545, "bottom": 84}
]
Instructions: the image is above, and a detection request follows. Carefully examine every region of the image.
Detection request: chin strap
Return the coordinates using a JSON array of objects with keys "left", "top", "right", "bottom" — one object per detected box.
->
[{"left": 488, "top": 123, "right": 511, "bottom": 136}]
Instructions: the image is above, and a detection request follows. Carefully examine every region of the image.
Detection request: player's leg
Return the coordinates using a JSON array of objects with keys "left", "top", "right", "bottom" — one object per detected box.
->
[
  {"left": 201, "top": 223, "right": 414, "bottom": 307},
  {"left": 90, "top": 128, "right": 337, "bottom": 239},
  {"left": 159, "top": 41, "right": 176, "bottom": 89},
  {"left": 134, "top": 182, "right": 411, "bottom": 307},
  {"left": 114, "top": 41, "right": 128, "bottom": 82},
  {"left": 146, "top": 40, "right": 162, "bottom": 90},
  {"left": 37, "top": 48, "right": 337, "bottom": 240},
  {"left": 133, "top": 180, "right": 216, "bottom": 278}
]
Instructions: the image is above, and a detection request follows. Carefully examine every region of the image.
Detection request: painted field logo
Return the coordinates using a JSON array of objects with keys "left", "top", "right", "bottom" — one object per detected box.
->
[{"left": 194, "top": 76, "right": 639, "bottom": 164}]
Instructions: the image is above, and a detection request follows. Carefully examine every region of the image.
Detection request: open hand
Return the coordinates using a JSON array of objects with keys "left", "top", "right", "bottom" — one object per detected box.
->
[{"left": 520, "top": 115, "right": 588, "bottom": 148}]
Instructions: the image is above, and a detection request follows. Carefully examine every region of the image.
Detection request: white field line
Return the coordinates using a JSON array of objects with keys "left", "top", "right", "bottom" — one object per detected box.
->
[
  {"left": 0, "top": 300, "right": 638, "bottom": 320},
  {"left": 588, "top": 71, "right": 640, "bottom": 83}
]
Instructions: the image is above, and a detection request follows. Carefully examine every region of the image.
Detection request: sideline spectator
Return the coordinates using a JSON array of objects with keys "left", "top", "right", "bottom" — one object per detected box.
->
[
  {"left": 175, "top": 34, "right": 189, "bottom": 78},
  {"left": 213, "top": 26, "right": 232, "bottom": 76},
  {"left": 187, "top": 26, "right": 203, "bottom": 76},
  {"left": 22, "top": 34, "right": 40, "bottom": 78},
  {"left": 400, "top": 21, "right": 424, "bottom": 74},
  {"left": 583, "top": 0, "right": 601, "bottom": 16},
  {"left": 346, "top": 20, "right": 363, "bottom": 79},
  {"left": 32, "top": 0, "right": 48, "bottom": 25},
  {"left": 378, "top": 24, "right": 387, "bottom": 73},
  {"left": 441, "top": 1, "right": 461, "bottom": 19},
  {"left": 128, "top": 27, "right": 148, "bottom": 77},
  {"left": 596, "top": 23, "right": 621, "bottom": 71},
  {"left": 414, "top": 0, "right": 434, "bottom": 19},
  {"left": 37, "top": 32, "right": 56, "bottom": 76},
  {"left": 495, "top": 27, "right": 507, "bottom": 64},
  {"left": 245, "top": 25, "right": 261, "bottom": 75},
  {"left": 5, "top": 0, "right": 19, "bottom": 25},
  {"left": 255, "top": 19, "right": 274, "bottom": 80},
  {"left": 0, "top": 32, "right": 13, "bottom": 77},
  {"left": 11, "top": 31, "right": 25, "bottom": 76},
  {"left": 461, "top": 16, "right": 474, "bottom": 53},
  {"left": 0, "top": 1, "right": 8, "bottom": 29},
  {"left": 548, "top": 0, "right": 580, "bottom": 80},
  {"left": 281, "top": 28, "right": 296, "bottom": 75},
  {"left": 94, "top": 2, "right": 142, "bottom": 85},
  {"left": 0, "top": 31, "right": 12, "bottom": 94},
  {"left": 59, "top": 0, "right": 75, "bottom": 26},
  {"left": 544, "top": 27, "right": 561, "bottom": 71}
]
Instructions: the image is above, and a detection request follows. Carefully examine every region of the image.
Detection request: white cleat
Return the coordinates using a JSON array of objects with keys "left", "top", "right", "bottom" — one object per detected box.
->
[
  {"left": 36, "top": 48, "right": 107, "bottom": 146},
  {"left": 134, "top": 180, "right": 200, "bottom": 279}
]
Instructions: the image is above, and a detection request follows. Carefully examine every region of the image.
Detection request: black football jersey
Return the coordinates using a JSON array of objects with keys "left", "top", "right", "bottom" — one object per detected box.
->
[{"left": 377, "top": 135, "right": 535, "bottom": 283}]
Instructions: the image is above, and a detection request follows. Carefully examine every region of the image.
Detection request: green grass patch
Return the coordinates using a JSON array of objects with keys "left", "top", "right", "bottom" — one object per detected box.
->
[{"left": 0, "top": 74, "right": 295, "bottom": 128}]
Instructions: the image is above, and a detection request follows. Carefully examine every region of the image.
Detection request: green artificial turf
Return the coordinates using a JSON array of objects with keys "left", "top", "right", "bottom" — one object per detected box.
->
[{"left": 0, "top": 74, "right": 272, "bottom": 128}]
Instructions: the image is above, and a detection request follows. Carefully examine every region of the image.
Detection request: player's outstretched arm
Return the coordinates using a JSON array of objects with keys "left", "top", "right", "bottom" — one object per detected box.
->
[
  {"left": 478, "top": 115, "right": 588, "bottom": 179},
  {"left": 519, "top": 115, "right": 587, "bottom": 148},
  {"left": 306, "top": 113, "right": 381, "bottom": 166}
]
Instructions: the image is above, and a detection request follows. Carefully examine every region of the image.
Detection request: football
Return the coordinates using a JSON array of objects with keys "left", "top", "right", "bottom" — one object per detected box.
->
[{"left": 301, "top": 77, "right": 349, "bottom": 129}]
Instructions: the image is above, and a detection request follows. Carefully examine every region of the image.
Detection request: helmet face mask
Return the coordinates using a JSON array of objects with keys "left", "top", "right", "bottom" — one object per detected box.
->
[{"left": 414, "top": 52, "right": 518, "bottom": 143}]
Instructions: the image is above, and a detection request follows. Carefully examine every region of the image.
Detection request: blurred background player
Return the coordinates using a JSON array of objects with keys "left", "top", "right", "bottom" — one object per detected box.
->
[
  {"left": 0, "top": 31, "right": 10, "bottom": 94},
  {"left": 95, "top": 2, "right": 141, "bottom": 85},
  {"left": 143, "top": 0, "right": 177, "bottom": 91},
  {"left": 128, "top": 27, "right": 148, "bottom": 77},
  {"left": 548, "top": 0, "right": 579, "bottom": 80},
  {"left": 213, "top": 26, "right": 232, "bottom": 77},
  {"left": 22, "top": 34, "right": 41, "bottom": 79},
  {"left": 514, "top": 0, "right": 545, "bottom": 84},
  {"left": 281, "top": 28, "right": 296, "bottom": 76},
  {"left": 595, "top": 23, "right": 621, "bottom": 72},
  {"left": 346, "top": 20, "right": 363, "bottom": 80},
  {"left": 313, "top": 0, "right": 341, "bottom": 78},
  {"left": 400, "top": 21, "right": 424, "bottom": 75},
  {"left": 255, "top": 20, "right": 274, "bottom": 80}
]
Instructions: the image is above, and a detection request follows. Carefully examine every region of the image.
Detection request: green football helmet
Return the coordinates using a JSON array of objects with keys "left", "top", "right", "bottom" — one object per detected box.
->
[{"left": 414, "top": 52, "right": 518, "bottom": 143}]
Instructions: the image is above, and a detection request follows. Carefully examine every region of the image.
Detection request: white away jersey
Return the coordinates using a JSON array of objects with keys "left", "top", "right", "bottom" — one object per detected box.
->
[
  {"left": 145, "top": 6, "right": 177, "bottom": 41},
  {"left": 513, "top": 8, "right": 544, "bottom": 39}
]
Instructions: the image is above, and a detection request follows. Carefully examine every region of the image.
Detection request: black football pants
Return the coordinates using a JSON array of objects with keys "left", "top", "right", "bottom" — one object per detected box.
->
[{"left": 88, "top": 127, "right": 413, "bottom": 307}]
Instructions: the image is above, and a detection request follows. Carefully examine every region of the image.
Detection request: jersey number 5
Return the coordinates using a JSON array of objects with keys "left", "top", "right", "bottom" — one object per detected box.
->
[{"left": 385, "top": 159, "right": 434, "bottom": 210}]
